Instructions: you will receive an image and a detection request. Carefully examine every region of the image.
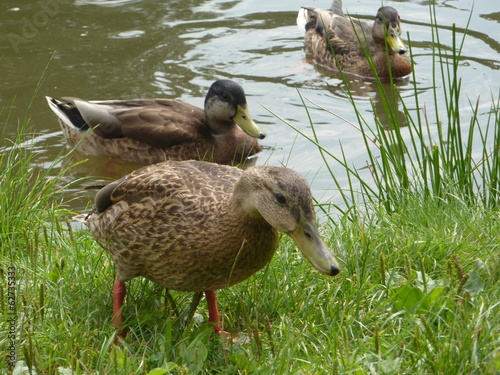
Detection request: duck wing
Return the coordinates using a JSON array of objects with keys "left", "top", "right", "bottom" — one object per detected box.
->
[
  {"left": 64, "top": 98, "right": 207, "bottom": 149},
  {"left": 298, "top": 0, "right": 374, "bottom": 53},
  {"left": 93, "top": 161, "right": 241, "bottom": 214}
]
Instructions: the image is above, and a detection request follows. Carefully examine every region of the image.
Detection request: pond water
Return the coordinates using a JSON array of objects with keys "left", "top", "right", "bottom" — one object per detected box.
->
[{"left": 1, "top": 0, "right": 499, "bottom": 219}]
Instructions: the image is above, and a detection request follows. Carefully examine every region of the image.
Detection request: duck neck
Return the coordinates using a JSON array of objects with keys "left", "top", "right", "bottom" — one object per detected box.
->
[
  {"left": 229, "top": 173, "right": 262, "bottom": 219},
  {"left": 209, "top": 120, "right": 235, "bottom": 137},
  {"left": 204, "top": 98, "right": 236, "bottom": 136}
]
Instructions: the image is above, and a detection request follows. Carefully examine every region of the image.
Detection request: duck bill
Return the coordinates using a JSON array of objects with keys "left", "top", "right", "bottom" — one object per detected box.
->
[
  {"left": 289, "top": 218, "right": 340, "bottom": 276},
  {"left": 387, "top": 26, "right": 407, "bottom": 55},
  {"left": 233, "top": 104, "right": 266, "bottom": 140}
]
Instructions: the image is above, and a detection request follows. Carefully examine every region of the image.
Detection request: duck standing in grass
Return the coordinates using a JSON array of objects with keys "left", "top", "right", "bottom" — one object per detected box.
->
[
  {"left": 46, "top": 80, "right": 265, "bottom": 166},
  {"left": 297, "top": 0, "right": 411, "bottom": 78},
  {"left": 85, "top": 160, "right": 340, "bottom": 335}
]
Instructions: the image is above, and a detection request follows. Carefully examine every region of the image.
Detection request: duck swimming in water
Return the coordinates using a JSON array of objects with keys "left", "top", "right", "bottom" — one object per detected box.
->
[
  {"left": 297, "top": 0, "right": 412, "bottom": 78},
  {"left": 46, "top": 80, "right": 265, "bottom": 166}
]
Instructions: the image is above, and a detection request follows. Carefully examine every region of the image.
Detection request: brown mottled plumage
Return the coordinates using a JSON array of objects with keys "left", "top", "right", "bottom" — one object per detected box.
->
[
  {"left": 85, "top": 160, "right": 340, "bottom": 334},
  {"left": 46, "top": 80, "right": 265, "bottom": 166},
  {"left": 297, "top": 0, "right": 412, "bottom": 78}
]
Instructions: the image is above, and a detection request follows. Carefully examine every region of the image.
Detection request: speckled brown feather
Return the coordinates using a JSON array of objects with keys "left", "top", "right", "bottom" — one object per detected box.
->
[{"left": 86, "top": 161, "right": 287, "bottom": 292}]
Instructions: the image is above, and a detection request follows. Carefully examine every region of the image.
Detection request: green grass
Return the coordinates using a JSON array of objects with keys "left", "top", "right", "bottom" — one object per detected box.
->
[
  {"left": 1, "top": 4, "right": 500, "bottom": 375},
  {"left": 1, "top": 147, "right": 498, "bottom": 373}
]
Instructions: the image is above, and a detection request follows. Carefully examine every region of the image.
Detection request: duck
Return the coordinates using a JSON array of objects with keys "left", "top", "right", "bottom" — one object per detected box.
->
[
  {"left": 297, "top": 0, "right": 412, "bottom": 79},
  {"left": 84, "top": 160, "right": 340, "bottom": 335},
  {"left": 46, "top": 80, "right": 265, "bottom": 167}
]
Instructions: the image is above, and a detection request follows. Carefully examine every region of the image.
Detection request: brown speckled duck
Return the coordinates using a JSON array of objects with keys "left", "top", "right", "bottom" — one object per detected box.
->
[
  {"left": 46, "top": 80, "right": 265, "bottom": 166},
  {"left": 297, "top": 0, "right": 412, "bottom": 78},
  {"left": 85, "top": 160, "right": 340, "bottom": 335}
]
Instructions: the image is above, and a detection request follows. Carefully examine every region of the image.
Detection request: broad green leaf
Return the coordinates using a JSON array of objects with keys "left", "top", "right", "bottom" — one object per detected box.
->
[{"left": 392, "top": 284, "right": 425, "bottom": 311}]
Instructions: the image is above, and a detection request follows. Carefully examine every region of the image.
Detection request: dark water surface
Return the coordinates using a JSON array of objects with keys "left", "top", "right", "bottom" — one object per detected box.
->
[{"left": 1, "top": 0, "right": 499, "bottom": 218}]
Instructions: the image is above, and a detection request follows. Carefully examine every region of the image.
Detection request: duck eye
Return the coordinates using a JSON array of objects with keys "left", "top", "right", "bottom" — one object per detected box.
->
[
  {"left": 275, "top": 193, "right": 287, "bottom": 205},
  {"left": 221, "top": 92, "right": 230, "bottom": 101}
]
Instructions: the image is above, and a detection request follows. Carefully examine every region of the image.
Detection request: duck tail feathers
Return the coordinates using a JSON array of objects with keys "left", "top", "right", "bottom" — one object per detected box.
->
[
  {"left": 330, "top": 0, "right": 343, "bottom": 15},
  {"left": 296, "top": 7, "right": 310, "bottom": 34},
  {"left": 46, "top": 96, "right": 89, "bottom": 131}
]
